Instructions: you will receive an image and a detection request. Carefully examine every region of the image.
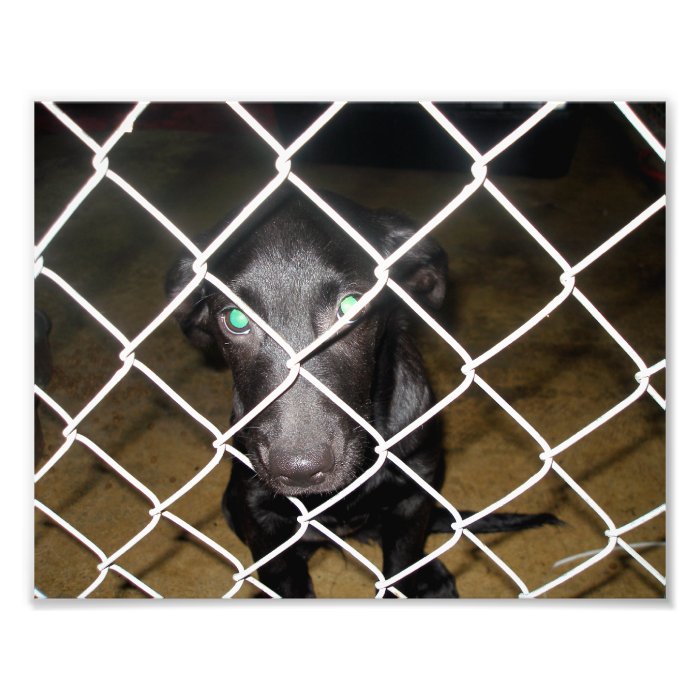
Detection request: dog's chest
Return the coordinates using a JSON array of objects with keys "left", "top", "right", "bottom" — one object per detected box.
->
[{"left": 300, "top": 511, "right": 372, "bottom": 543}]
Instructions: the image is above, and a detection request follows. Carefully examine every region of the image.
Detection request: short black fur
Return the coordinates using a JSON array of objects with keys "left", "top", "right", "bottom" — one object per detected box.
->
[{"left": 166, "top": 186, "right": 559, "bottom": 598}]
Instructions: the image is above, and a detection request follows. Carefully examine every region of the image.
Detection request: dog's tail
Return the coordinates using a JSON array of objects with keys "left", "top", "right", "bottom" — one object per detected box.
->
[{"left": 430, "top": 507, "right": 562, "bottom": 534}]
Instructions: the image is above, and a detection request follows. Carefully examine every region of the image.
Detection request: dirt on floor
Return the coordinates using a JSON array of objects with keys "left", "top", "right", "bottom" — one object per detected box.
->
[{"left": 33, "top": 103, "right": 665, "bottom": 599}]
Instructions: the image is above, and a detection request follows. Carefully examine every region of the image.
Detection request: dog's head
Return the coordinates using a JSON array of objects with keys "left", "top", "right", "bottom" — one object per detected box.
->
[{"left": 166, "top": 190, "right": 446, "bottom": 496}]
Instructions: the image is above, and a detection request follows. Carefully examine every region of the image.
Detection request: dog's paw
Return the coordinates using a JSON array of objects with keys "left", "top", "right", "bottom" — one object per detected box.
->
[{"left": 404, "top": 559, "right": 458, "bottom": 598}]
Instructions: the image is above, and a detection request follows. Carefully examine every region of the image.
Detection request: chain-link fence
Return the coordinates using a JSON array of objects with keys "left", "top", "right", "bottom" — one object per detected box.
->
[{"left": 34, "top": 101, "right": 665, "bottom": 598}]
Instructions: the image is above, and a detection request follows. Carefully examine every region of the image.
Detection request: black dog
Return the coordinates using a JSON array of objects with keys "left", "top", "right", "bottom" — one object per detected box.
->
[{"left": 167, "top": 186, "right": 558, "bottom": 597}]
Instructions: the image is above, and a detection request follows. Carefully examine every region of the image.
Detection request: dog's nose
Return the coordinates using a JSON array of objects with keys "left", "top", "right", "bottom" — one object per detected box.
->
[{"left": 266, "top": 443, "right": 335, "bottom": 487}]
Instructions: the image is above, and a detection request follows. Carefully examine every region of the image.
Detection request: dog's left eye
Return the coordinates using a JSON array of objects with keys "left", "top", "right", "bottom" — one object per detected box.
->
[
  {"left": 337, "top": 294, "right": 362, "bottom": 322},
  {"left": 222, "top": 307, "right": 251, "bottom": 335}
]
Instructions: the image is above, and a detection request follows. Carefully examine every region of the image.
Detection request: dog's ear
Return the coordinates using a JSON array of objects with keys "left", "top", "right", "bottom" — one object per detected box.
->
[
  {"left": 375, "top": 211, "right": 448, "bottom": 309},
  {"left": 165, "top": 257, "right": 216, "bottom": 351},
  {"left": 317, "top": 192, "right": 448, "bottom": 309}
]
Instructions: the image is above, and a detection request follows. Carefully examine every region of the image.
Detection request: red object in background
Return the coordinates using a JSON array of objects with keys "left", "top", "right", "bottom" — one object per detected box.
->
[{"left": 638, "top": 148, "right": 665, "bottom": 184}]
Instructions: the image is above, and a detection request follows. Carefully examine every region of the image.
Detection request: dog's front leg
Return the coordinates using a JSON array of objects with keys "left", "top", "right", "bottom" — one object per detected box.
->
[
  {"left": 223, "top": 466, "right": 316, "bottom": 598},
  {"left": 247, "top": 536, "right": 316, "bottom": 599},
  {"left": 380, "top": 492, "right": 458, "bottom": 598}
]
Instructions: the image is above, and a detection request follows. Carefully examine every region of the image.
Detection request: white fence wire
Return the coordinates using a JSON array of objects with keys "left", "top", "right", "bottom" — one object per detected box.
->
[{"left": 33, "top": 101, "right": 666, "bottom": 599}]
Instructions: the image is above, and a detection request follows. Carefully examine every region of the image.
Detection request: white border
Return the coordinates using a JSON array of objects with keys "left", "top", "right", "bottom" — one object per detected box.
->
[{"left": 5, "top": 1, "right": 697, "bottom": 696}]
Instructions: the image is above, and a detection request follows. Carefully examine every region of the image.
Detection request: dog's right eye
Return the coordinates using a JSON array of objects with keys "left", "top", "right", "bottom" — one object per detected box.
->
[{"left": 222, "top": 307, "right": 251, "bottom": 335}]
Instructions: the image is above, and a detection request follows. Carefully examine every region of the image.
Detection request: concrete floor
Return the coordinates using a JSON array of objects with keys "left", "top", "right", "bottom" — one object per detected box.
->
[{"left": 34, "top": 103, "right": 665, "bottom": 598}]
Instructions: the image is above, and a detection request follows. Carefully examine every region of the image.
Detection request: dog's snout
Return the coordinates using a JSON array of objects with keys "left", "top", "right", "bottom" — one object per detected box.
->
[{"left": 266, "top": 443, "right": 335, "bottom": 488}]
